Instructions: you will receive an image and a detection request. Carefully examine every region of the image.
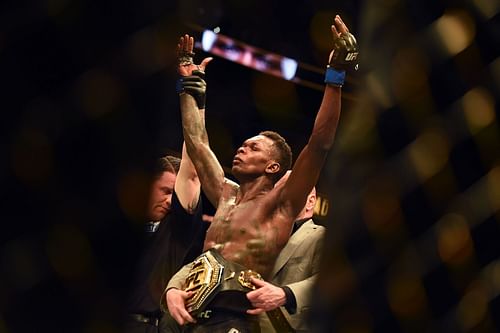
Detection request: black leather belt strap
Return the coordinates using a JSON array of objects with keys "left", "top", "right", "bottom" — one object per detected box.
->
[
  {"left": 129, "top": 313, "right": 160, "bottom": 327},
  {"left": 266, "top": 308, "right": 296, "bottom": 333}
]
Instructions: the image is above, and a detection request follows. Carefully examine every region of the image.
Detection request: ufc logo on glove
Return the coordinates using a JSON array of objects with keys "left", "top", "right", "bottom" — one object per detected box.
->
[{"left": 345, "top": 52, "right": 358, "bottom": 61}]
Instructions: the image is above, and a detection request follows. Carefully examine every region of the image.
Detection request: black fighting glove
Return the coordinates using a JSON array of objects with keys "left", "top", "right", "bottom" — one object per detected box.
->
[
  {"left": 177, "top": 75, "right": 206, "bottom": 109},
  {"left": 325, "top": 32, "right": 359, "bottom": 87},
  {"left": 328, "top": 32, "right": 359, "bottom": 71}
]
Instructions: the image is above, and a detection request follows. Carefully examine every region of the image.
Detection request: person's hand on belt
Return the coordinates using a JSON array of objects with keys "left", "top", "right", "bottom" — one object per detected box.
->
[
  {"left": 166, "top": 288, "right": 197, "bottom": 325},
  {"left": 246, "top": 277, "right": 287, "bottom": 314}
]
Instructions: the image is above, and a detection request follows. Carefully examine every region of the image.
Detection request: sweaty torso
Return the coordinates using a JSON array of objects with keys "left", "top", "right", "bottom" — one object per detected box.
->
[{"left": 203, "top": 180, "right": 293, "bottom": 278}]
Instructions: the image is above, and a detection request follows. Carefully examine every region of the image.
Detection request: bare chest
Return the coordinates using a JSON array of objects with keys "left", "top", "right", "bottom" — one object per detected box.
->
[{"left": 212, "top": 198, "right": 268, "bottom": 234}]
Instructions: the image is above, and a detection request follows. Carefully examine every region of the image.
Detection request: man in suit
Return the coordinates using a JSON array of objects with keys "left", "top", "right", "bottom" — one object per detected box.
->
[{"left": 246, "top": 180, "right": 324, "bottom": 333}]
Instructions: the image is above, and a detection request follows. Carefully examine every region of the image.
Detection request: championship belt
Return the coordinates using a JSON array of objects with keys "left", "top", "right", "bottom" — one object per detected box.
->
[
  {"left": 183, "top": 249, "right": 262, "bottom": 316},
  {"left": 183, "top": 250, "right": 224, "bottom": 314}
]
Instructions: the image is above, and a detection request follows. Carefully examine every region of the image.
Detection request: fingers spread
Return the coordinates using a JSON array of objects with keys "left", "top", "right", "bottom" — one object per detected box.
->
[
  {"left": 188, "top": 36, "right": 194, "bottom": 52},
  {"left": 200, "top": 57, "right": 213, "bottom": 71},
  {"left": 331, "top": 24, "right": 339, "bottom": 39},
  {"left": 183, "top": 34, "right": 190, "bottom": 52},
  {"left": 335, "top": 15, "right": 349, "bottom": 33}
]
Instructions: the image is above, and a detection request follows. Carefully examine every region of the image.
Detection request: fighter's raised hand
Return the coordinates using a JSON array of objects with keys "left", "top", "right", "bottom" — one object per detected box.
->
[
  {"left": 328, "top": 15, "right": 359, "bottom": 71},
  {"left": 177, "top": 34, "right": 212, "bottom": 77}
]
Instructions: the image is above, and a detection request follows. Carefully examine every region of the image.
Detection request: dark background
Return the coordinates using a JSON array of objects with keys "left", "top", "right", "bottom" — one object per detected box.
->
[{"left": 1, "top": 0, "right": 499, "bottom": 332}]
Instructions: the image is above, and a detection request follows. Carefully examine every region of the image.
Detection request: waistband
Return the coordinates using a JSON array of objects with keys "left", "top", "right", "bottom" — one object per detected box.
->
[{"left": 128, "top": 313, "right": 161, "bottom": 327}]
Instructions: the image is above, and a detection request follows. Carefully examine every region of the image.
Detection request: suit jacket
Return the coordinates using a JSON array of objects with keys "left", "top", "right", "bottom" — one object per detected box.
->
[{"left": 259, "top": 219, "right": 325, "bottom": 332}]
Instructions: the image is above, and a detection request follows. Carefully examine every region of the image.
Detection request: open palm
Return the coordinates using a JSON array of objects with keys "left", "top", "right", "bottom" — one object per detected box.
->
[{"left": 177, "top": 34, "right": 212, "bottom": 76}]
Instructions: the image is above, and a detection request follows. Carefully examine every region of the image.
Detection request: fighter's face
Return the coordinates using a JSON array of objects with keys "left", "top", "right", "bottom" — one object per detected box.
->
[
  {"left": 232, "top": 135, "right": 276, "bottom": 177},
  {"left": 147, "top": 171, "right": 176, "bottom": 221}
]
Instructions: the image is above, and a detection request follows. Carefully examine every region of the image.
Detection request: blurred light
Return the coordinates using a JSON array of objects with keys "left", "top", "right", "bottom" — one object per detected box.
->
[
  {"left": 309, "top": 11, "right": 337, "bottom": 52},
  {"left": 392, "top": 46, "right": 430, "bottom": 102},
  {"left": 457, "top": 282, "right": 489, "bottom": 331},
  {"left": 436, "top": 213, "right": 474, "bottom": 266},
  {"left": 387, "top": 272, "right": 427, "bottom": 318},
  {"left": 482, "top": 260, "right": 500, "bottom": 298},
  {"left": 117, "top": 170, "right": 150, "bottom": 223},
  {"left": 2, "top": 239, "right": 45, "bottom": 291},
  {"left": 202, "top": 29, "right": 217, "bottom": 51},
  {"left": 363, "top": 188, "right": 402, "bottom": 233},
  {"left": 201, "top": 30, "right": 296, "bottom": 81},
  {"left": 0, "top": 317, "right": 8, "bottom": 333},
  {"left": 433, "top": 9, "right": 476, "bottom": 56},
  {"left": 75, "top": 69, "right": 123, "bottom": 118},
  {"left": 462, "top": 87, "right": 496, "bottom": 134},
  {"left": 472, "top": 0, "right": 500, "bottom": 19},
  {"left": 127, "top": 28, "right": 169, "bottom": 74},
  {"left": 408, "top": 129, "right": 450, "bottom": 182},
  {"left": 336, "top": 307, "right": 373, "bottom": 333},
  {"left": 213, "top": 26, "right": 221, "bottom": 33},
  {"left": 490, "top": 57, "right": 500, "bottom": 89},
  {"left": 11, "top": 128, "right": 53, "bottom": 186},
  {"left": 46, "top": 224, "right": 93, "bottom": 279},
  {"left": 316, "top": 248, "right": 357, "bottom": 302},
  {"left": 486, "top": 165, "right": 500, "bottom": 210},
  {"left": 367, "top": 71, "right": 393, "bottom": 108},
  {"left": 337, "top": 102, "right": 378, "bottom": 153},
  {"left": 487, "top": 260, "right": 500, "bottom": 296},
  {"left": 46, "top": 0, "right": 69, "bottom": 17},
  {"left": 252, "top": 74, "right": 299, "bottom": 123},
  {"left": 84, "top": 319, "right": 119, "bottom": 333},
  {"left": 280, "top": 57, "right": 298, "bottom": 80}
]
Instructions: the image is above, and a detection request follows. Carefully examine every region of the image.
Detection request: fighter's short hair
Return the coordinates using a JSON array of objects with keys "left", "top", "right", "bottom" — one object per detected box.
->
[{"left": 259, "top": 130, "right": 292, "bottom": 183}]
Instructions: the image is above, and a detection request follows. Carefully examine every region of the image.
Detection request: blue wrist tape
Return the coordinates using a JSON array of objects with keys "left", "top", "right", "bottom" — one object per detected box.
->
[
  {"left": 324, "top": 67, "right": 346, "bottom": 87},
  {"left": 176, "top": 77, "right": 184, "bottom": 94}
]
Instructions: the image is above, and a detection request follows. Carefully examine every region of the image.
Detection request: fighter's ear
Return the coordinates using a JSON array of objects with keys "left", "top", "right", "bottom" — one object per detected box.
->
[{"left": 266, "top": 161, "right": 280, "bottom": 175}]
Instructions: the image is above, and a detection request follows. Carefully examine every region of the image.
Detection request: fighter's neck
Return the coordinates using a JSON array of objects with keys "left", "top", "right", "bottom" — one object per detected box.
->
[{"left": 236, "top": 177, "right": 274, "bottom": 204}]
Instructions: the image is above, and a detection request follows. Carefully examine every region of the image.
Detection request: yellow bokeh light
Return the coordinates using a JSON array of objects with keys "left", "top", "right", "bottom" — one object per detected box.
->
[
  {"left": 489, "top": 260, "right": 500, "bottom": 294},
  {"left": 457, "top": 282, "right": 489, "bottom": 331},
  {"left": 252, "top": 73, "right": 299, "bottom": 124},
  {"left": 338, "top": 99, "right": 379, "bottom": 153},
  {"left": 75, "top": 69, "right": 124, "bottom": 118},
  {"left": 436, "top": 213, "right": 474, "bottom": 266},
  {"left": 310, "top": 11, "right": 338, "bottom": 52},
  {"left": 363, "top": 190, "right": 402, "bottom": 232},
  {"left": 472, "top": 0, "right": 500, "bottom": 19},
  {"left": 117, "top": 170, "right": 151, "bottom": 223},
  {"left": 11, "top": 128, "right": 54, "bottom": 187},
  {"left": 392, "top": 46, "right": 430, "bottom": 102},
  {"left": 486, "top": 165, "right": 500, "bottom": 210},
  {"left": 433, "top": 9, "right": 476, "bottom": 56},
  {"left": 387, "top": 272, "right": 427, "bottom": 318},
  {"left": 463, "top": 87, "right": 496, "bottom": 134},
  {"left": 408, "top": 129, "right": 450, "bottom": 182},
  {"left": 46, "top": 224, "right": 93, "bottom": 279}
]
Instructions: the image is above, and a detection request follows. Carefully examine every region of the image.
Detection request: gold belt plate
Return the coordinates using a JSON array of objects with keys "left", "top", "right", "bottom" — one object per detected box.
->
[
  {"left": 238, "top": 270, "right": 262, "bottom": 290},
  {"left": 184, "top": 251, "right": 224, "bottom": 313}
]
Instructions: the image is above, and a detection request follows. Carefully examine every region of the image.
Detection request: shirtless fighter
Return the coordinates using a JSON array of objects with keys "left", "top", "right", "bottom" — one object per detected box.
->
[{"left": 162, "top": 15, "right": 358, "bottom": 333}]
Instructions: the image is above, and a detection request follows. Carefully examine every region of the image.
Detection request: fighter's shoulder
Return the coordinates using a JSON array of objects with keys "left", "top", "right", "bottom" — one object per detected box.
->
[
  {"left": 223, "top": 177, "right": 239, "bottom": 192},
  {"left": 265, "top": 184, "right": 289, "bottom": 209}
]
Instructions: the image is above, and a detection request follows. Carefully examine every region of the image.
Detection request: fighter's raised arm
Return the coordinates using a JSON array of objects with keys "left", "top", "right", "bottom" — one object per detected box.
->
[
  {"left": 279, "top": 15, "right": 359, "bottom": 217},
  {"left": 176, "top": 34, "right": 229, "bottom": 208}
]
